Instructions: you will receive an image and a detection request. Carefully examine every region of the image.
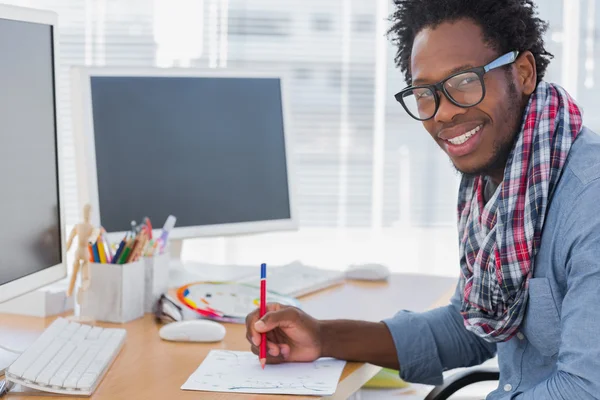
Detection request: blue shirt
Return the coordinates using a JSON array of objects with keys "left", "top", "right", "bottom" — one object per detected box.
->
[{"left": 383, "top": 127, "right": 600, "bottom": 399}]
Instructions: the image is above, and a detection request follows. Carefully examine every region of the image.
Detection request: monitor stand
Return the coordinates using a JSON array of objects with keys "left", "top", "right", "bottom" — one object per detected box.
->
[{"left": 166, "top": 239, "right": 254, "bottom": 288}]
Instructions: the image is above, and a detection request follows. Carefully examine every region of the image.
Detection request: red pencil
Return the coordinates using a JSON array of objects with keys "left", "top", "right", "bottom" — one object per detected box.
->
[{"left": 260, "top": 263, "right": 267, "bottom": 369}]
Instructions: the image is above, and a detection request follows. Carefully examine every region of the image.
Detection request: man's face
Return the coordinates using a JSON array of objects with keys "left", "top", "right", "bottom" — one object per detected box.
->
[{"left": 410, "top": 19, "right": 524, "bottom": 177}]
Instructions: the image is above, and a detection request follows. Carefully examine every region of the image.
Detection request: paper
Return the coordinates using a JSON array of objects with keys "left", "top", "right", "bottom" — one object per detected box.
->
[
  {"left": 181, "top": 350, "right": 346, "bottom": 395},
  {"left": 177, "top": 282, "right": 300, "bottom": 323}
]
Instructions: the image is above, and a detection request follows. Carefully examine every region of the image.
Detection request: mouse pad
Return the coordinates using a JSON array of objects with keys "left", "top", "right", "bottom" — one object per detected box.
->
[{"left": 177, "top": 282, "right": 300, "bottom": 324}]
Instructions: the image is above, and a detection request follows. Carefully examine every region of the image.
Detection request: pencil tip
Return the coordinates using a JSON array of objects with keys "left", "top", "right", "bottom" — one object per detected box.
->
[{"left": 260, "top": 359, "right": 266, "bottom": 369}]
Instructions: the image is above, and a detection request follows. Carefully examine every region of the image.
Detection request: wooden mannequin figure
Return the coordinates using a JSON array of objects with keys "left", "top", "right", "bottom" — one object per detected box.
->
[{"left": 66, "top": 203, "right": 99, "bottom": 304}]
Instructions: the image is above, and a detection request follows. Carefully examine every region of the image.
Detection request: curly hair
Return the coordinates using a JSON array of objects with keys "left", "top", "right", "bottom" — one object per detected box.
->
[{"left": 388, "top": 0, "right": 553, "bottom": 85}]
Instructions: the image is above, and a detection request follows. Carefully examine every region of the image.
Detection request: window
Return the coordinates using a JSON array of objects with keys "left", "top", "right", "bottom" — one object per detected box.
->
[
  {"left": 311, "top": 13, "right": 333, "bottom": 32},
  {"left": 352, "top": 14, "right": 374, "bottom": 33},
  {"left": 228, "top": 10, "right": 290, "bottom": 37},
  {"left": 5, "top": 0, "right": 585, "bottom": 278},
  {"left": 294, "top": 67, "right": 312, "bottom": 81},
  {"left": 328, "top": 68, "right": 342, "bottom": 88}
]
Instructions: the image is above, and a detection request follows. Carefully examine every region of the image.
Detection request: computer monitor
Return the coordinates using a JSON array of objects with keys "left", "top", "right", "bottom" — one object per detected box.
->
[
  {"left": 0, "top": 4, "right": 67, "bottom": 305},
  {"left": 71, "top": 68, "right": 297, "bottom": 257}
]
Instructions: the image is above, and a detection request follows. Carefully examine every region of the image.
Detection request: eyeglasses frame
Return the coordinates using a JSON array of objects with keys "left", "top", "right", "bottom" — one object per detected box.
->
[{"left": 395, "top": 50, "right": 520, "bottom": 121}]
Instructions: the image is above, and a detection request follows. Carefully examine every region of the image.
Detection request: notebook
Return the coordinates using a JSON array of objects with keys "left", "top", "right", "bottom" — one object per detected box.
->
[{"left": 181, "top": 350, "right": 346, "bottom": 396}]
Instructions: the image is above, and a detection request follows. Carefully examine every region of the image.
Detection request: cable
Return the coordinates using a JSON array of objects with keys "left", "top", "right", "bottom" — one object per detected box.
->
[{"left": 0, "top": 344, "right": 22, "bottom": 355}]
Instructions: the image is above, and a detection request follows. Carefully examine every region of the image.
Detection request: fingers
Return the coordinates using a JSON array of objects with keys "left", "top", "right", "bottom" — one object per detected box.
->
[
  {"left": 254, "top": 306, "right": 299, "bottom": 333},
  {"left": 250, "top": 344, "right": 286, "bottom": 364},
  {"left": 245, "top": 303, "right": 290, "bottom": 346},
  {"left": 279, "top": 343, "right": 291, "bottom": 359},
  {"left": 265, "top": 302, "right": 286, "bottom": 312},
  {"left": 250, "top": 340, "right": 291, "bottom": 360},
  {"left": 245, "top": 309, "right": 262, "bottom": 347}
]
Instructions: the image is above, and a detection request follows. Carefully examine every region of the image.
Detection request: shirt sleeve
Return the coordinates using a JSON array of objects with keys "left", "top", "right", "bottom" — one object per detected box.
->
[
  {"left": 382, "top": 282, "right": 497, "bottom": 385},
  {"left": 514, "top": 178, "right": 600, "bottom": 399}
]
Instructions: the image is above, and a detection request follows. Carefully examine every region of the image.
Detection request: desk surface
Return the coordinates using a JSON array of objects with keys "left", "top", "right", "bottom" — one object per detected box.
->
[{"left": 0, "top": 274, "right": 456, "bottom": 400}]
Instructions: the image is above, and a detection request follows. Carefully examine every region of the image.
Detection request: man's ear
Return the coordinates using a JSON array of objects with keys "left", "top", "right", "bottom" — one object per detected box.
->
[{"left": 515, "top": 50, "right": 537, "bottom": 95}]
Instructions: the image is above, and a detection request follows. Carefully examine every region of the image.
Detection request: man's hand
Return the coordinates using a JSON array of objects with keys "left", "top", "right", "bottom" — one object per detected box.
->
[
  {"left": 245, "top": 303, "right": 322, "bottom": 364},
  {"left": 246, "top": 303, "right": 400, "bottom": 369}
]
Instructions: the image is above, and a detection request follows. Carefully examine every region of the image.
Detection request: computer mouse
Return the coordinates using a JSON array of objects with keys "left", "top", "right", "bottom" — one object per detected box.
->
[
  {"left": 158, "top": 320, "right": 226, "bottom": 343},
  {"left": 345, "top": 263, "right": 390, "bottom": 281}
]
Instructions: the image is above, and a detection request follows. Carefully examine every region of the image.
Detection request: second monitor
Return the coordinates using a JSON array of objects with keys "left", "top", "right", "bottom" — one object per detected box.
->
[{"left": 71, "top": 69, "right": 297, "bottom": 256}]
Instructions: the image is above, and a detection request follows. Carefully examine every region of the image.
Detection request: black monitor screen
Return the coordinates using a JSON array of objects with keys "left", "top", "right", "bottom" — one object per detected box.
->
[
  {"left": 90, "top": 75, "right": 291, "bottom": 232},
  {"left": 0, "top": 18, "right": 61, "bottom": 286}
]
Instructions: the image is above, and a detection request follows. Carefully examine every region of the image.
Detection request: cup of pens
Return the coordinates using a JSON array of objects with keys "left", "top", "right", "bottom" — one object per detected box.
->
[
  {"left": 78, "top": 216, "right": 176, "bottom": 322},
  {"left": 78, "top": 228, "right": 146, "bottom": 324}
]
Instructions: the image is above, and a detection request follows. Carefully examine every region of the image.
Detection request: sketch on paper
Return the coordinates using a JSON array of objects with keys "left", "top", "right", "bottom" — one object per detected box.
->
[{"left": 181, "top": 350, "right": 346, "bottom": 395}]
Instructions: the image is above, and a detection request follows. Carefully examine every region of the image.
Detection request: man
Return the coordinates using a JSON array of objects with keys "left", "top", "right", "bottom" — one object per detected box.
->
[{"left": 245, "top": 1, "right": 600, "bottom": 398}]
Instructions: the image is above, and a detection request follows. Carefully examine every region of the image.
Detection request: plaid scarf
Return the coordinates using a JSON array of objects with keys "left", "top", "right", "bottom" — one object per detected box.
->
[{"left": 457, "top": 82, "right": 582, "bottom": 342}]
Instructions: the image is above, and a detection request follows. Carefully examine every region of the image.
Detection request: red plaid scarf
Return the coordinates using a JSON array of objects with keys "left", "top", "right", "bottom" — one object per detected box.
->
[{"left": 457, "top": 82, "right": 582, "bottom": 342}]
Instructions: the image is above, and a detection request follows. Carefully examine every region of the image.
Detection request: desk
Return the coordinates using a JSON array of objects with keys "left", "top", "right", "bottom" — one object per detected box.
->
[{"left": 0, "top": 274, "right": 456, "bottom": 400}]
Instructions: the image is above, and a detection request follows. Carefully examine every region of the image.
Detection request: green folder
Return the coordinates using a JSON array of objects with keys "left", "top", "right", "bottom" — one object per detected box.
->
[{"left": 363, "top": 368, "right": 409, "bottom": 389}]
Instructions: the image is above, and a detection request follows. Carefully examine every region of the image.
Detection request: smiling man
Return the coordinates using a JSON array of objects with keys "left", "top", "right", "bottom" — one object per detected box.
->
[{"left": 245, "top": 1, "right": 600, "bottom": 399}]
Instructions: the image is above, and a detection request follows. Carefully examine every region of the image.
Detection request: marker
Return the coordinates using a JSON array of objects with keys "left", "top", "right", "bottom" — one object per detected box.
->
[
  {"left": 260, "top": 263, "right": 267, "bottom": 369},
  {"left": 157, "top": 215, "right": 176, "bottom": 252},
  {"left": 97, "top": 237, "right": 107, "bottom": 263},
  {"left": 91, "top": 243, "right": 100, "bottom": 263},
  {"left": 100, "top": 228, "right": 114, "bottom": 262},
  {"left": 117, "top": 238, "right": 133, "bottom": 264},
  {"left": 87, "top": 244, "right": 94, "bottom": 262},
  {"left": 143, "top": 217, "right": 153, "bottom": 239},
  {"left": 112, "top": 236, "right": 127, "bottom": 264}
]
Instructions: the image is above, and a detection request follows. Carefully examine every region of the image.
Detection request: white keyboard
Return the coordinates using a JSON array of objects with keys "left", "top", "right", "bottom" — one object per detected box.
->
[
  {"left": 5, "top": 317, "right": 126, "bottom": 396},
  {"left": 236, "top": 262, "right": 346, "bottom": 297}
]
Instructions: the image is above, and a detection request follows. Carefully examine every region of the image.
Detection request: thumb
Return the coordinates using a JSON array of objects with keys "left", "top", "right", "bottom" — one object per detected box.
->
[{"left": 255, "top": 309, "right": 295, "bottom": 332}]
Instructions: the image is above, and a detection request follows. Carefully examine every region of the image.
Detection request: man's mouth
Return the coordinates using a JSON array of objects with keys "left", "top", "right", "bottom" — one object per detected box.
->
[
  {"left": 439, "top": 123, "right": 486, "bottom": 158},
  {"left": 446, "top": 125, "right": 482, "bottom": 145}
]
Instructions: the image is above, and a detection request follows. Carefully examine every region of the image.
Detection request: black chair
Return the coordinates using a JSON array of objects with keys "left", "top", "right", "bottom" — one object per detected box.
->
[{"left": 425, "top": 366, "right": 500, "bottom": 400}]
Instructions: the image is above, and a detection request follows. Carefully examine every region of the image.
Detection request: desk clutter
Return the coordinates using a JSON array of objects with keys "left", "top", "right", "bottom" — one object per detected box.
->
[
  {"left": 87, "top": 215, "right": 175, "bottom": 265},
  {"left": 75, "top": 210, "right": 177, "bottom": 323},
  {"left": 176, "top": 281, "right": 299, "bottom": 324}
]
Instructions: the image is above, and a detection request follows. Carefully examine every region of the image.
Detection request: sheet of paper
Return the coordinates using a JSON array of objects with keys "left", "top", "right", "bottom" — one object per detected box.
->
[{"left": 181, "top": 350, "right": 346, "bottom": 396}]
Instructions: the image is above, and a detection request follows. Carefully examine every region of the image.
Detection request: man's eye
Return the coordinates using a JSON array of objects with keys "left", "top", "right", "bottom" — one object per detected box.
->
[
  {"left": 459, "top": 77, "right": 476, "bottom": 85},
  {"left": 457, "top": 76, "right": 478, "bottom": 86},
  {"left": 416, "top": 91, "right": 433, "bottom": 100}
]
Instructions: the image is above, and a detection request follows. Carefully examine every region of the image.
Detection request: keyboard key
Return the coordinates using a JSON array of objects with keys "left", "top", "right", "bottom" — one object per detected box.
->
[
  {"left": 8, "top": 318, "right": 69, "bottom": 378},
  {"left": 71, "top": 325, "right": 92, "bottom": 342},
  {"left": 49, "top": 341, "right": 91, "bottom": 387},
  {"left": 21, "top": 338, "right": 66, "bottom": 382},
  {"left": 58, "top": 322, "right": 80, "bottom": 340},
  {"left": 36, "top": 342, "right": 76, "bottom": 386},
  {"left": 63, "top": 344, "right": 102, "bottom": 389},
  {"left": 76, "top": 372, "right": 98, "bottom": 391},
  {"left": 90, "top": 331, "right": 125, "bottom": 368},
  {"left": 85, "top": 327, "right": 103, "bottom": 340}
]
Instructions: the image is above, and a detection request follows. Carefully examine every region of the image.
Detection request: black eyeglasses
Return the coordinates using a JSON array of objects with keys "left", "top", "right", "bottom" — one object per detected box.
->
[
  {"left": 395, "top": 51, "right": 519, "bottom": 121},
  {"left": 153, "top": 294, "right": 183, "bottom": 323}
]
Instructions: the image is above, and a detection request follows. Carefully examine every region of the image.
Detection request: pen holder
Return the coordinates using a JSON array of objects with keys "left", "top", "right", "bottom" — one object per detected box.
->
[
  {"left": 143, "top": 250, "right": 171, "bottom": 313},
  {"left": 79, "top": 260, "right": 145, "bottom": 323}
]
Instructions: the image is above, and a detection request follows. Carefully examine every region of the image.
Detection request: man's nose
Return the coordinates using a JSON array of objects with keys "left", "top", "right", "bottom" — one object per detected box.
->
[{"left": 434, "top": 93, "right": 468, "bottom": 124}]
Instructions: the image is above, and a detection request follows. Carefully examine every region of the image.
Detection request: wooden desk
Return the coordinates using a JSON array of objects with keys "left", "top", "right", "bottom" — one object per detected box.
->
[{"left": 0, "top": 274, "right": 456, "bottom": 400}]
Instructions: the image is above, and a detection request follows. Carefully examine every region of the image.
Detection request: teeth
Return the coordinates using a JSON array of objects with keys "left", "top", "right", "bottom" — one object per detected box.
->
[{"left": 448, "top": 125, "right": 481, "bottom": 145}]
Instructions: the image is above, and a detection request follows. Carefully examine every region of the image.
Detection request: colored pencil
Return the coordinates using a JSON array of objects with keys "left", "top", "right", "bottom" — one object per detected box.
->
[
  {"left": 88, "top": 244, "right": 94, "bottom": 262},
  {"left": 112, "top": 237, "right": 127, "bottom": 264},
  {"left": 97, "top": 237, "right": 107, "bottom": 263},
  {"left": 260, "top": 263, "right": 267, "bottom": 369},
  {"left": 92, "top": 243, "right": 100, "bottom": 263}
]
